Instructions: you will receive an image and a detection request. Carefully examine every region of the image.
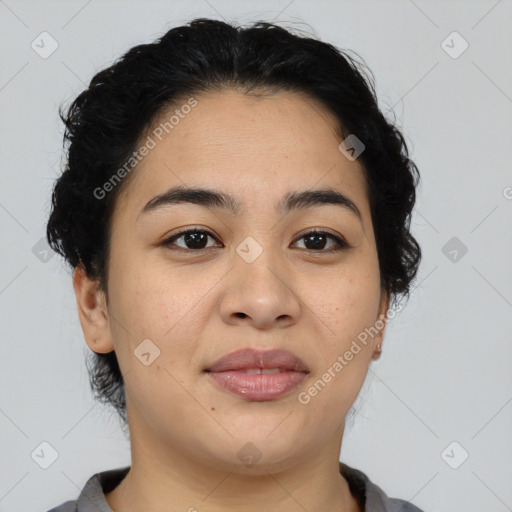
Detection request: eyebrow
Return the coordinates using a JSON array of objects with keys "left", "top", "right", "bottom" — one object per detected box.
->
[{"left": 137, "top": 185, "right": 363, "bottom": 222}]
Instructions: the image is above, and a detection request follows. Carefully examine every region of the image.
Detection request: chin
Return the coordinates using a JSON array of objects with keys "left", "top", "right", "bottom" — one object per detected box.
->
[{"left": 202, "top": 435, "right": 307, "bottom": 476}]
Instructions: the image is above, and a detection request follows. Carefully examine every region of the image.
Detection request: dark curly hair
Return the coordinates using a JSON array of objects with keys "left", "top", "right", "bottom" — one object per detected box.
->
[{"left": 46, "top": 18, "right": 422, "bottom": 429}]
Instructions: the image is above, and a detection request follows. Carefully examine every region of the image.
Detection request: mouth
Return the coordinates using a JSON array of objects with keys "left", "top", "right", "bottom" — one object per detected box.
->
[{"left": 204, "top": 348, "right": 309, "bottom": 401}]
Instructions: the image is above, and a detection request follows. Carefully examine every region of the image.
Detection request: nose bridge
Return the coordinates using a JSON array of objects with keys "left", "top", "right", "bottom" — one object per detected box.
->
[
  {"left": 219, "top": 233, "right": 301, "bottom": 328},
  {"left": 236, "top": 233, "right": 288, "bottom": 297}
]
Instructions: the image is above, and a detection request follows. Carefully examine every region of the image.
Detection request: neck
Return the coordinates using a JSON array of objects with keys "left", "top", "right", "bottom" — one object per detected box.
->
[{"left": 105, "top": 404, "right": 361, "bottom": 512}]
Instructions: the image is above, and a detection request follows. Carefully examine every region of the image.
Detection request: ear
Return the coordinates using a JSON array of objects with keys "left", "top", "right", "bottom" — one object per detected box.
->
[
  {"left": 372, "top": 289, "right": 391, "bottom": 360},
  {"left": 72, "top": 264, "right": 115, "bottom": 354}
]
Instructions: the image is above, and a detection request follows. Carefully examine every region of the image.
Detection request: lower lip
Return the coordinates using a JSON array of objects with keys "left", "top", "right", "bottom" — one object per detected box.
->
[{"left": 206, "top": 371, "right": 308, "bottom": 401}]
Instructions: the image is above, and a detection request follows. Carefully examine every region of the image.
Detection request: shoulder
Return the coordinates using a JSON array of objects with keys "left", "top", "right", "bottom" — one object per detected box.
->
[
  {"left": 45, "top": 465, "right": 130, "bottom": 512},
  {"left": 45, "top": 500, "right": 77, "bottom": 512},
  {"left": 339, "top": 462, "right": 425, "bottom": 512}
]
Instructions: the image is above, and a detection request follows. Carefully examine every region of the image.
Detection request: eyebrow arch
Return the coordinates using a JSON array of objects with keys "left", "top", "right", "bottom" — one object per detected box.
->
[{"left": 137, "top": 185, "right": 362, "bottom": 222}]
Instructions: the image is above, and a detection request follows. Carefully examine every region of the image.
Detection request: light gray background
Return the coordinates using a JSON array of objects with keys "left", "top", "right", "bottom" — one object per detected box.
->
[{"left": 1, "top": 1, "right": 511, "bottom": 511}]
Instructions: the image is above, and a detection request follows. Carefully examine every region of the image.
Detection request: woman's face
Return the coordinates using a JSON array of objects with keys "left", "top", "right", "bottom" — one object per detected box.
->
[{"left": 78, "top": 88, "right": 389, "bottom": 473}]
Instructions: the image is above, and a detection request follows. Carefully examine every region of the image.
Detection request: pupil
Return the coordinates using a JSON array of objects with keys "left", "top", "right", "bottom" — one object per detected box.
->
[
  {"left": 307, "top": 233, "right": 326, "bottom": 250},
  {"left": 186, "top": 231, "right": 207, "bottom": 249}
]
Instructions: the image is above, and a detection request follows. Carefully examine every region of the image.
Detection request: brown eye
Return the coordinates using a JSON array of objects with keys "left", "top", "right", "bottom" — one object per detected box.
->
[
  {"left": 293, "top": 230, "right": 349, "bottom": 252},
  {"left": 163, "top": 229, "right": 221, "bottom": 252}
]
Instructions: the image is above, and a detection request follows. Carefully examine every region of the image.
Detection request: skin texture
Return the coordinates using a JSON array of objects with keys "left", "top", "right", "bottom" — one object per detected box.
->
[{"left": 73, "top": 88, "right": 390, "bottom": 512}]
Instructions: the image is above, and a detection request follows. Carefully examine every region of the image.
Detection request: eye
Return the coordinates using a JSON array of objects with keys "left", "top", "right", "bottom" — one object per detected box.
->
[
  {"left": 292, "top": 230, "right": 349, "bottom": 252},
  {"left": 162, "top": 228, "right": 349, "bottom": 254},
  {"left": 162, "top": 228, "right": 221, "bottom": 252}
]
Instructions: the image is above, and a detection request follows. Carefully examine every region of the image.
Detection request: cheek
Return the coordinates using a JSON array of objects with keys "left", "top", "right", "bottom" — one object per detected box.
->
[
  {"left": 301, "top": 295, "right": 375, "bottom": 422},
  {"left": 110, "top": 258, "right": 204, "bottom": 341},
  {"left": 109, "top": 273, "right": 204, "bottom": 417},
  {"left": 314, "top": 268, "right": 381, "bottom": 346},
  {"left": 108, "top": 265, "right": 219, "bottom": 400},
  {"left": 303, "top": 269, "right": 380, "bottom": 405}
]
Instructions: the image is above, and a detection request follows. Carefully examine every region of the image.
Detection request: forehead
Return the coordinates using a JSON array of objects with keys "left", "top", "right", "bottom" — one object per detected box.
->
[{"left": 115, "top": 88, "right": 369, "bottom": 220}]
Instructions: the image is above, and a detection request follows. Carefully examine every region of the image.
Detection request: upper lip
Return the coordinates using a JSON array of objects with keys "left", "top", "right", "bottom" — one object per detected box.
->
[{"left": 205, "top": 348, "right": 309, "bottom": 373}]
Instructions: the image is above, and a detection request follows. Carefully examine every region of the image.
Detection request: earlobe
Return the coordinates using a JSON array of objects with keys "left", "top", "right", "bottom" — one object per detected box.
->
[
  {"left": 372, "top": 291, "right": 390, "bottom": 359},
  {"left": 371, "top": 320, "right": 384, "bottom": 360},
  {"left": 72, "top": 264, "right": 115, "bottom": 354}
]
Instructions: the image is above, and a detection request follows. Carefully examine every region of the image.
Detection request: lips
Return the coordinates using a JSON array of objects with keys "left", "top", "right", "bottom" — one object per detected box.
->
[
  {"left": 204, "top": 348, "right": 309, "bottom": 401},
  {"left": 204, "top": 347, "right": 309, "bottom": 373}
]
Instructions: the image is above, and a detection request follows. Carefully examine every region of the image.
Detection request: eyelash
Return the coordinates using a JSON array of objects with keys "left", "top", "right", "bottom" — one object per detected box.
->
[{"left": 162, "top": 227, "right": 349, "bottom": 254}]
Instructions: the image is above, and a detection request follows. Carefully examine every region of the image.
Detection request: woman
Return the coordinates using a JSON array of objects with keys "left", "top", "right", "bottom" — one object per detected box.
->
[{"left": 46, "top": 17, "right": 423, "bottom": 512}]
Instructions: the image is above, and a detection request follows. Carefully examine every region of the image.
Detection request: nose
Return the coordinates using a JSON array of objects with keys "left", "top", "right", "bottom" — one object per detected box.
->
[{"left": 218, "top": 247, "right": 301, "bottom": 330}]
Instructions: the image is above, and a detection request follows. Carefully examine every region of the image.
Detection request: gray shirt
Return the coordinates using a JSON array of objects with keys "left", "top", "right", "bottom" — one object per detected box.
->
[{"left": 46, "top": 462, "right": 425, "bottom": 511}]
